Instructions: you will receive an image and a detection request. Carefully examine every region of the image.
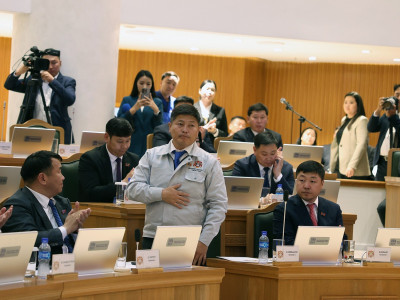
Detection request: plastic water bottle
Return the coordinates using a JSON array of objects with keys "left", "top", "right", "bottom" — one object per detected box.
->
[
  {"left": 258, "top": 231, "right": 269, "bottom": 264},
  {"left": 38, "top": 238, "right": 51, "bottom": 279},
  {"left": 275, "top": 184, "right": 284, "bottom": 202}
]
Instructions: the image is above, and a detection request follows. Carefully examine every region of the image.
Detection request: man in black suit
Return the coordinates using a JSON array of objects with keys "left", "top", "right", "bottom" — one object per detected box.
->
[
  {"left": 2, "top": 151, "right": 91, "bottom": 254},
  {"left": 233, "top": 103, "right": 283, "bottom": 148},
  {"left": 79, "top": 118, "right": 140, "bottom": 203},
  {"left": 4, "top": 48, "right": 76, "bottom": 144},
  {"left": 273, "top": 160, "right": 345, "bottom": 245},
  {"left": 368, "top": 91, "right": 400, "bottom": 181},
  {"left": 153, "top": 96, "right": 216, "bottom": 153},
  {"left": 232, "top": 131, "right": 294, "bottom": 194}
]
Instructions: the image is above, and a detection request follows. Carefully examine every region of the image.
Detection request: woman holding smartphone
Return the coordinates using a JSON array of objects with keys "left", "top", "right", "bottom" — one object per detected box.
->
[
  {"left": 194, "top": 80, "right": 228, "bottom": 138},
  {"left": 117, "top": 70, "right": 163, "bottom": 157},
  {"left": 330, "top": 91, "right": 371, "bottom": 179}
]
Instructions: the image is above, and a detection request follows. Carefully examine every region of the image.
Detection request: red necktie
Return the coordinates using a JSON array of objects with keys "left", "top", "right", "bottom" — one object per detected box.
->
[{"left": 307, "top": 203, "right": 318, "bottom": 226}]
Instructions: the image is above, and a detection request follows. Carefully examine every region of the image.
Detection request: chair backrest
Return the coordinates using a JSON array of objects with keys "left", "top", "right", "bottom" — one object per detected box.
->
[
  {"left": 246, "top": 202, "right": 279, "bottom": 258},
  {"left": 9, "top": 119, "right": 65, "bottom": 145},
  {"left": 388, "top": 148, "right": 400, "bottom": 177},
  {"left": 213, "top": 135, "right": 233, "bottom": 151},
  {"left": 60, "top": 153, "right": 82, "bottom": 202},
  {"left": 147, "top": 133, "right": 154, "bottom": 149}
]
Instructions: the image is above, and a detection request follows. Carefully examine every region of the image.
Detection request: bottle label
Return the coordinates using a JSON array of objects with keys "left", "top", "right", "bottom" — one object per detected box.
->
[
  {"left": 259, "top": 241, "right": 269, "bottom": 248},
  {"left": 38, "top": 251, "right": 51, "bottom": 260}
]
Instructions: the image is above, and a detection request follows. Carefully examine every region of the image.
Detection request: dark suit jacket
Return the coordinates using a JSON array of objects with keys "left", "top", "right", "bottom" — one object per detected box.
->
[
  {"left": 152, "top": 123, "right": 216, "bottom": 153},
  {"left": 273, "top": 195, "right": 345, "bottom": 245},
  {"left": 78, "top": 144, "right": 139, "bottom": 203},
  {"left": 2, "top": 187, "right": 73, "bottom": 255},
  {"left": 232, "top": 154, "right": 294, "bottom": 194},
  {"left": 232, "top": 127, "right": 283, "bottom": 149},
  {"left": 367, "top": 113, "right": 400, "bottom": 166},
  {"left": 194, "top": 101, "right": 228, "bottom": 137},
  {"left": 4, "top": 72, "right": 76, "bottom": 144}
]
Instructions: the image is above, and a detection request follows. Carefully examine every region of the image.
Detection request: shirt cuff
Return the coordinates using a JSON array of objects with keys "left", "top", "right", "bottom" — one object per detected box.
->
[
  {"left": 373, "top": 111, "right": 379, "bottom": 117},
  {"left": 273, "top": 173, "right": 283, "bottom": 182},
  {"left": 213, "top": 128, "right": 219, "bottom": 137},
  {"left": 59, "top": 226, "right": 67, "bottom": 240}
]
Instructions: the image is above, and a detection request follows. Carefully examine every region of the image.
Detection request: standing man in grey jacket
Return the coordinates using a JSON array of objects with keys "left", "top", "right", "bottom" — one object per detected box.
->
[{"left": 126, "top": 104, "right": 227, "bottom": 265}]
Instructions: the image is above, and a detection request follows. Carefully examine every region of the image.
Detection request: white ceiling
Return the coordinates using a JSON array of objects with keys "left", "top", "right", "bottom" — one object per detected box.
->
[{"left": 1, "top": 8, "right": 400, "bottom": 65}]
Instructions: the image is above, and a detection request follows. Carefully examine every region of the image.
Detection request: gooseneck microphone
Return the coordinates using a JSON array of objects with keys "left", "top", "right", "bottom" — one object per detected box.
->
[
  {"left": 281, "top": 190, "right": 289, "bottom": 243},
  {"left": 135, "top": 228, "right": 141, "bottom": 250}
]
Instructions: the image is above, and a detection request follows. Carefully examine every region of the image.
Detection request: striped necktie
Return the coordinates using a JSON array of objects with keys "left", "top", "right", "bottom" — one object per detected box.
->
[{"left": 48, "top": 199, "right": 74, "bottom": 253}]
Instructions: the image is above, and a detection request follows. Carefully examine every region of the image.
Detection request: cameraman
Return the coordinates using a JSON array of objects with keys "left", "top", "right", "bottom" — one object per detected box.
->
[
  {"left": 4, "top": 48, "right": 76, "bottom": 144},
  {"left": 367, "top": 94, "right": 400, "bottom": 181}
]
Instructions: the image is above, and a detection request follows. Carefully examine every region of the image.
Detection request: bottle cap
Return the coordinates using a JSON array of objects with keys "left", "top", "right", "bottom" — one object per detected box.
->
[
  {"left": 262, "top": 231, "right": 267, "bottom": 235},
  {"left": 41, "top": 237, "right": 49, "bottom": 244},
  {"left": 277, "top": 184, "right": 282, "bottom": 188}
]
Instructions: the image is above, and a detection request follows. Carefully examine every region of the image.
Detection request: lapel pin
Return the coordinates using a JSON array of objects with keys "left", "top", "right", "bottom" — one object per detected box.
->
[
  {"left": 61, "top": 209, "right": 66, "bottom": 214},
  {"left": 320, "top": 212, "right": 326, "bottom": 216}
]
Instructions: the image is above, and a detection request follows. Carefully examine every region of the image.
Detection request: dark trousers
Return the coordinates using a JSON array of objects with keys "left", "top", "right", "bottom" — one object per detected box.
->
[
  {"left": 142, "top": 237, "right": 154, "bottom": 250},
  {"left": 375, "top": 156, "right": 387, "bottom": 181},
  {"left": 377, "top": 198, "right": 386, "bottom": 226}
]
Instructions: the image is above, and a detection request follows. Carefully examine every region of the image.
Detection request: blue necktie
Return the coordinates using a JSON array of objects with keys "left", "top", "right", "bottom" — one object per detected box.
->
[
  {"left": 263, "top": 167, "right": 270, "bottom": 188},
  {"left": 173, "top": 150, "right": 186, "bottom": 169},
  {"left": 116, "top": 157, "right": 122, "bottom": 182},
  {"left": 48, "top": 200, "right": 74, "bottom": 253}
]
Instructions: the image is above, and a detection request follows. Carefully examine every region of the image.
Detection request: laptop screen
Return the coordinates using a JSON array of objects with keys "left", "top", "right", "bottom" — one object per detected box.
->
[
  {"left": 11, "top": 127, "right": 55, "bottom": 156},
  {"left": 79, "top": 131, "right": 105, "bottom": 153},
  {"left": 375, "top": 228, "right": 400, "bottom": 264},
  {"left": 283, "top": 144, "right": 324, "bottom": 170},
  {"left": 294, "top": 226, "right": 345, "bottom": 265},
  {"left": 217, "top": 141, "right": 254, "bottom": 168},
  {"left": 224, "top": 176, "right": 264, "bottom": 209},
  {"left": 151, "top": 225, "right": 202, "bottom": 269}
]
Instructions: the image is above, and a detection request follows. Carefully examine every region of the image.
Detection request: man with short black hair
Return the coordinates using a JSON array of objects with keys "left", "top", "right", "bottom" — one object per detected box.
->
[
  {"left": 232, "top": 131, "right": 294, "bottom": 194},
  {"left": 2, "top": 151, "right": 91, "bottom": 254},
  {"left": 4, "top": 48, "right": 76, "bottom": 144},
  {"left": 127, "top": 104, "right": 227, "bottom": 265},
  {"left": 155, "top": 71, "right": 180, "bottom": 123},
  {"left": 233, "top": 102, "right": 283, "bottom": 148},
  {"left": 79, "top": 118, "right": 139, "bottom": 203},
  {"left": 273, "top": 160, "right": 345, "bottom": 245},
  {"left": 228, "top": 116, "right": 246, "bottom": 136},
  {"left": 152, "top": 96, "right": 216, "bottom": 152}
]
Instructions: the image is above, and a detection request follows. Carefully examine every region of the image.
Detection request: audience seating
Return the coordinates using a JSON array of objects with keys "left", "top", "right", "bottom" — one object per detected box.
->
[
  {"left": 60, "top": 153, "right": 82, "bottom": 203},
  {"left": 387, "top": 148, "right": 400, "bottom": 177},
  {"left": 9, "top": 118, "right": 65, "bottom": 145},
  {"left": 246, "top": 202, "right": 280, "bottom": 258}
]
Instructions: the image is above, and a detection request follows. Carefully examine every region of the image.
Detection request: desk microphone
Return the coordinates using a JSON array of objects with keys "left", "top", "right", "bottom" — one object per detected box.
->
[
  {"left": 135, "top": 228, "right": 141, "bottom": 250},
  {"left": 281, "top": 190, "right": 289, "bottom": 243}
]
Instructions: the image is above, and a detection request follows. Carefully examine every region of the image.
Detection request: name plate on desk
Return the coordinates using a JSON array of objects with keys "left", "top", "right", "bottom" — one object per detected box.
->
[
  {"left": 0, "top": 142, "right": 11, "bottom": 154},
  {"left": 275, "top": 246, "right": 299, "bottom": 262},
  {"left": 136, "top": 249, "right": 160, "bottom": 269},
  {"left": 366, "top": 247, "right": 391, "bottom": 262},
  {"left": 58, "top": 144, "right": 80, "bottom": 157},
  {"left": 52, "top": 253, "right": 75, "bottom": 274}
]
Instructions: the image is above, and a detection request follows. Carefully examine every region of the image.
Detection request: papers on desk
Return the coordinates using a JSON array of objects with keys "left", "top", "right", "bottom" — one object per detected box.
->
[
  {"left": 217, "top": 256, "right": 270, "bottom": 263},
  {"left": 123, "top": 200, "right": 143, "bottom": 204}
]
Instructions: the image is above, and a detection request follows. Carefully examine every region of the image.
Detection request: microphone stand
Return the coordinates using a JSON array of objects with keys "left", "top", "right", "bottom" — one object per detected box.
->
[
  {"left": 281, "top": 190, "right": 289, "bottom": 244},
  {"left": 282, "top": 101, "right": 322, "bottom": 142}
]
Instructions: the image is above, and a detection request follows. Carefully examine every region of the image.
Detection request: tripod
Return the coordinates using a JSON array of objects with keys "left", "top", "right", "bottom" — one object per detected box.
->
[{"left": 17, "top": 70, "right": 52, "bottom": 125}]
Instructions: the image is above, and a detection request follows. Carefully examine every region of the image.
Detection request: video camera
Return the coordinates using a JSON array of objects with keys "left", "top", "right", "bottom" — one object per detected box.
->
[
  {"left": 21, "top": 46, "right": 49, "bottom": 73},
  {"left": 382, "top": 97, "right": 398, "bottom": 111}
]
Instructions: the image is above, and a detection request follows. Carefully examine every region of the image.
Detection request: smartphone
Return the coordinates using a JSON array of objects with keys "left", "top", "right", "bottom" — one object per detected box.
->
[{"left": 141, "top": 88, "right": 150, "bottom": 99}]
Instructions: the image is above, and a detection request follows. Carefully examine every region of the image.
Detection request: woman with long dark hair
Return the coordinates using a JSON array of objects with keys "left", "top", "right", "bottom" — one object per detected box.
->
[
  {"left": 117, "top": 70, "right": 163, "bottom": 157},
  {"left": 330, "top": 91, "right": 371, "bottom": 179}
]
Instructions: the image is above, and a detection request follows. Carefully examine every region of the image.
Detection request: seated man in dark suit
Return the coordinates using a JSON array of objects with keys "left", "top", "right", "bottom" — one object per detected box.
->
[
  {"left": 273, "top": 160, "right": 345, "bottom": 245},
  {"left": 79, "top": 118, "right": 140, "bottom": 203},
  {"left": 2, "top": 151, "right": 91, "bottom": 254},
  {"left": 233, "top": 102, "right": 283, "bottom": 148},
  {"left": 153, "top": 96, "right": 216, "bottom": 153},
  {"left": 232, "top": 131, "right": 294, "bottom": 194}
]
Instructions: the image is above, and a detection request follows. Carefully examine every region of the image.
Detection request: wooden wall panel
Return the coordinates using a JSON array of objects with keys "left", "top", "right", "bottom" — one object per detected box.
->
[
  {"left": 0, "top": 37, "right": 11, "bottom": 141},
  {"left": 116, "top": 50, "right": 247, "bottom": 121}
]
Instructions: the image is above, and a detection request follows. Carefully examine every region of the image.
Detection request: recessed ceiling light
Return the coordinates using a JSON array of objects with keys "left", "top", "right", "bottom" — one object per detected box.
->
[
  {"left": 393, "top": 58, "right": 400, "bottom": 62},
  {"left": 362, "top": 50, "right": 370, "bottom": 54},
  {"left": 258, "top": 40, "right": 285, "bottom": 46},
  {"left": 234, "top": 38, "right": 242, "bottom": 43},
  {"left": 274, "top": 48, "right": 283, "bottom": 52},
  {"left": 190, "top": 47, "right": 199, "bottom": 51},
  {"left": 309, "top": 56, "right": 317, "bottom": 61}
]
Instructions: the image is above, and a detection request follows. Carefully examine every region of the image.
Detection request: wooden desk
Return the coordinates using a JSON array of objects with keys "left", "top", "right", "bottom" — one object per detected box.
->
[
  {"left": 79, "top": 203, "right": 356, "bottom": 259},
  {"left": 0, "top": 266, "right": 224, "bottom": 299},
  {"left": 208, "top": 258, "right": 400, "bottom": 300},
  {"left": 385, "top": 176, "right": 400, "bottom": 228}
]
